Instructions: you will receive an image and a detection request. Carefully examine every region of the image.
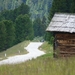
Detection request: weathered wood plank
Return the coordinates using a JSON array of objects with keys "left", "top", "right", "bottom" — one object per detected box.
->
[
  {"left": 60, "top": 51, "right": 75, "bottom": 54},
  {"left": 53, "top": 33, "right": 75, "bottom": 57},
  {"left": 56, "top": 33, "right": 75, "bottom": 36},
  {"left": 55, "top": 33, "right": 75, "bottom": 39},
  {"left": 58, "top": 46, "right": 75, "bottom": 52},
  {"left": 59, "top": 53, "right": 75, "bottom": 57},
  {"left": 59, "top": 43, "right": 75, "bottom": 46},
  {"left": 57, "top": 40, "right": 75, "bottom": 44}
]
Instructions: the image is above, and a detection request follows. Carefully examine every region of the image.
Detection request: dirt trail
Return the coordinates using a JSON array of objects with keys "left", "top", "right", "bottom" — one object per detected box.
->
[{"left": 0, "top": 42, "right": 45, "bottom": 65}]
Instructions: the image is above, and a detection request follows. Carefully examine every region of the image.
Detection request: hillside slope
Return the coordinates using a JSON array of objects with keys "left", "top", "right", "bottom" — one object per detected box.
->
[
  {"left": 0, "top": 0, "right": 52, "bottom": 20},
  {"left": 0, "top": 0, "right": 24, "bottom": 10},
  {"left": 26, "top": 0, "right": 52, "bottom": 20}
]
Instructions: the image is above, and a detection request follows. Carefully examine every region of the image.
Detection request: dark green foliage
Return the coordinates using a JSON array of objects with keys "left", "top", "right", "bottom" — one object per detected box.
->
[
  {"left": 0, "top": 21, "right": 6, "bottom": 51},
  {"left": 0, "top": 3, "right": 30, "bottom": 22},
  {"left": 45, "top": 32, "right": 54, "bottom": 44},
  {"left": 0, "top": 20, "right": 15, "bottom": 51},
  {"left": 12, "top": 3, "right": 30, "bottom": 21},
  {"left": 70, "top": 0, "right": 75, "bottom": 12},
  {"left": 15, "top": 14, "right": 34, "bottom": 43},
  {"left": 65, "top": 0, "right": 71, "bottom": 12},
  {"left": 0, "top": 3, "right": 34, "bottom": 51},
  {"left": 49, "top": 0, "right": 70, "bottom": 21},
  {"left": 33, "top": 17, "right": 46, "bottom": 37},
  {"left": 18, "top": 3, "right": 30, "bottom": 15},
  {"left": 33, "top": 18, "right": 42, "bottom": 37},
  {"left": 0, "top": 10, "right": 14, "bottom": 21},
  {"left": 3, "top": 20, "right": 15, "bottom": 48}
]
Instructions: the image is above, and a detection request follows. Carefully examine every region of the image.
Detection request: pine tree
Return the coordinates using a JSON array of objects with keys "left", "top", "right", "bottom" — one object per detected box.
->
[
  {"left": 15, "top": 14, "right": 34, "bottom": 43},
  {"left": 49, "top": 0, "right": 71, "bottom": 21},
  {"left": 33, "top": 17, "right": 45, "bottom": 37},
  {"left": 70, "top": 0, "right": 75, "bottom": 13},
  {"left": 33, "top": 18, "right": 41, "bottom": 37},
  {"left": 0, "top": 21, "right": 6, "bottom": 51},
  {"left": 65, "top": 0, "right": 71, "bottom": 12},
  {"left": 13, "top": 3, "right": 30, "bottom": 21},
  {"left": 0, "top": 3, "right": 30, "bottom": 22},
  {"left": 3, "top": 20, "right": 15, "bottom": 48},
  {"left": 18, "top": 3, "right": 30, "bottom": 15}
]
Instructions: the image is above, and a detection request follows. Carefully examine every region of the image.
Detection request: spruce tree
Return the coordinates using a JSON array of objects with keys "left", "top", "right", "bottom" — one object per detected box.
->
[
  {"left": 33, "top": 18, "right": 43, "bottom": 37},
  {"left": 0, "top": 21, "right": 6, "bottom": 51},
  {"left": 70, "top": 0, "right": 75, "bottom": 13},
  {"left": 15, "top": 14, "right": 34, "bottom": 43},
  {"left": 49, "top": 0, "right": 71, "bottom": 21},
  {"left": 3, "top": 20, "right": 15, "bottom": 48}
]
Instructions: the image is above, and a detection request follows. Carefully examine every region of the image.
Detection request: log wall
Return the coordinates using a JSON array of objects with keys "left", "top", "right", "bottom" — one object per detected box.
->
[{"left": 54, "top": 33, "right": 75, "bottom": 57}]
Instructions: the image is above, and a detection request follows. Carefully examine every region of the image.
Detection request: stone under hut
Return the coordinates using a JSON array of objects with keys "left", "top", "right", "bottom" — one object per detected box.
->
[{"left": 46, "top": 13, "right": 75, "bottom": 57}]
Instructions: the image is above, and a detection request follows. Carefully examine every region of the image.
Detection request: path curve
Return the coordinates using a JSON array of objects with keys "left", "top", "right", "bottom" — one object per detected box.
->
[{"left": 0, "top": 42, "right": 45, "bottom": 65}]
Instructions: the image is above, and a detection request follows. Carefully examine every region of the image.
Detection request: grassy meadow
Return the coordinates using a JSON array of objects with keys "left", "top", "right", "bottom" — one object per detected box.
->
[
  {"left": 0, "top": 56, "right": 75, "bottom": 75},
  {"left": 39, "top": 41, "right": 53, "bottom": 58},
  {"left": 0, "top": 41, "right": 75, "bottom": 75},
  {"left": 0, "top": 40, "right": 30, "bottom": 60}
]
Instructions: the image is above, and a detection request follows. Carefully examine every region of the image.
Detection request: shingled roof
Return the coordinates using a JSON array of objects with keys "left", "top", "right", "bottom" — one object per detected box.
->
[{"left": 46, "top": 13, "right": 75, "bottom": 33}]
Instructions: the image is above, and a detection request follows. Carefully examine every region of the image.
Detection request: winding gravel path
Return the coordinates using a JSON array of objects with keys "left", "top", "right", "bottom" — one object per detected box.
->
[{"left": 0, "top": 42, "right": 45, "bottom": 65}]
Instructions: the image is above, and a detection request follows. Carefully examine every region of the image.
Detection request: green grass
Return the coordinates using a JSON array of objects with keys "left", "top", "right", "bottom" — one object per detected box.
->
[
  {"left": 39, "top": 41, "right": 53, "bottom": 57},
  {"left": 32, "top": 36, "right": 44, "bottom": 42},
  {"left": 0, "top": 40, "right": 30, "bottom": 60},
  {"left": 0, "top": 57, "right": 75, "bottom": 75},
  {"left": 0, "top": 41, "right": 75, "bottom": 75}
]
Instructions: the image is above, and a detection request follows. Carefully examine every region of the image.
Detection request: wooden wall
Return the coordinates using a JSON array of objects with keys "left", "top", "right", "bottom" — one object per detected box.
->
[{"left": 54, "top": 33, "right": 75, "bottom": 57}]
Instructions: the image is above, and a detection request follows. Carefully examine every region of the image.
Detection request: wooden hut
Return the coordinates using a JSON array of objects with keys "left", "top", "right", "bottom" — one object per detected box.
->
[{"left": 46, "top": 13, "right": 75, "bottom": 57}]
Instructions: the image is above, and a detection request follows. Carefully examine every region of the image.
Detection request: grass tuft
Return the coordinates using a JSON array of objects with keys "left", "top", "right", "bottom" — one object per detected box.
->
[
  {"left": 0, "top": 41, "right": 75, "bottom": 75},
  {"left": 0, "top": 57, "right": 75, "bottom": 75},
  {"left": 39, "top": 41, "right": 53, "bottom": 58}
]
